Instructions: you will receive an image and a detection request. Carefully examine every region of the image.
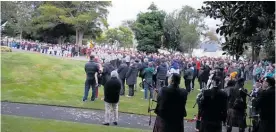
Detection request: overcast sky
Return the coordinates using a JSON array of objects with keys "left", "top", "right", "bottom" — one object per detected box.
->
[{"left": 107, "top": 0, "right": 221, "bottom": 30}]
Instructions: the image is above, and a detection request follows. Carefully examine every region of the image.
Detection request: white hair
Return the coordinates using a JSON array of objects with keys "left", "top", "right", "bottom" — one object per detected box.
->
[
  {"left": 111, "top": 70, "right": 119, "bottom": 79},
  {"left": 144, "top": 58, "right": 148, "bottom": 63}
]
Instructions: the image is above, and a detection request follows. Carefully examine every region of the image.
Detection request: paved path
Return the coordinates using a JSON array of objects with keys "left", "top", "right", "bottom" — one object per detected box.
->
[{"left": 2, "top": 102, "right": 244, "bottom": 132}]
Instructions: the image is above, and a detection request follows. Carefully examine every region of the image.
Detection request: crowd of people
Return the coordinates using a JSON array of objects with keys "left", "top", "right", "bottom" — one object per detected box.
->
[
  {"left": 84, "top": 49, "right": 275, "bottom": 132},
  {"left": 4, "top": 39, "right": 275, "bottom": 132}
]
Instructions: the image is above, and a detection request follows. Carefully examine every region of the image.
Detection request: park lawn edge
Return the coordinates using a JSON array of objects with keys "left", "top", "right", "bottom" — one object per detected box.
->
[
  {"left": 1, "top": 115, "right": 150, "bottom": 132},
  {"left": 1, "top": 100, "right": 156, "bottom": 118}
]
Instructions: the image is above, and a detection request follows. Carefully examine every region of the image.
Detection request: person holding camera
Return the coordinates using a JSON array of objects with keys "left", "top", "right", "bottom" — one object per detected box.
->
[
  {"left": 153, "top": 73, "right": 188, "bottom": 132},
  {"left": 255, "top": 76, "right": 275, "bottom": 132}
]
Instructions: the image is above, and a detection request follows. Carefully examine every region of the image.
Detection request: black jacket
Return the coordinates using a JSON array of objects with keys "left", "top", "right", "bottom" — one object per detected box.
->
[
  {"left": 85, "top": 60, "right": 99, "bottom": 80},
  {"left": 155, "top": 85, "right": 188, "bottom": 122},
  {"left": 102, "top": 62, "right": 115, "bottom": 85},
  {"left": 156, "top": 63, "right": 167, "bottom": 80},
  {"left": 256, "top": 87, "right": 275, "bottom": 132},
  {"left": 126, "top": 64, "right": 139, "bottom": 85},
  {"left": 104, "top": 77, "right": 121, "bottom": 103},
  {"left": 200, "top": 88, "right": 228, "bottom": 122},
  {"left": 117, "top": 63, "right": 129, "bottom": 79}
]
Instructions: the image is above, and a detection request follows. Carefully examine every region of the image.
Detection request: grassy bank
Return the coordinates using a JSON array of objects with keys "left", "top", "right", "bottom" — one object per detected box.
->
[{"left": 1, "top": 52, "right": 253, "bottom": 119}]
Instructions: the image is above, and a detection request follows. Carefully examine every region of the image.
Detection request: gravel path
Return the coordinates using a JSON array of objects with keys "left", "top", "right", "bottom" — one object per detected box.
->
[{"left": 1, "top": 102, "right": 244, "bottom": 132}]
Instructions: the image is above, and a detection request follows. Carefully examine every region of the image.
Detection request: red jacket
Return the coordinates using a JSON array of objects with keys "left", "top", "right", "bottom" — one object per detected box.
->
[{"left": 196, "top": 61, "right": 201, "bottom": 70}]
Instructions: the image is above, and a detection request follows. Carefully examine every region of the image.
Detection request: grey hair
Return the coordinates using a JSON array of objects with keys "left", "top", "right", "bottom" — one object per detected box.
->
[
  {"left": 144, "top": 58, "right": 148, "bottom": 63},
  {"left": 111, "top": 70, "right": 119, "bottom": 79}
]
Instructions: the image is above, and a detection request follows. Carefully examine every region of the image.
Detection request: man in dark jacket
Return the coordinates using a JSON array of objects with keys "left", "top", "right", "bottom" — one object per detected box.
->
[
  {"left": 102, "top": 61, "right": 115, "bottom": 86},
  {"left": 117, "top": 60, "right": 129, "bottom": 96},
  {"left": 83, "top": 55, "right": 99, "bottom": 102},
  {"left": 199, "top": 78, "right": 228, "bottom": 132},
  {"left": 156, "top": 60, "right": 167, "bottom": 91},
  {"left": 255, "top": 77, "right": 275, "bottom": 132},
  {"left": 225, "top": 78, "right": 247, "bottom": 132},
  {"left": 71, "top": 46, "right": 76, "bottom": 57},
  {"left": 139, "top": 58, "right": 149, "bottom": 89},
  {"left": 184, "top": 64, "right": 193, "bottom": 93},
  {"left": 153, "top": 73, "right": 188, "bottom": 132},
  {"left": 103, "top": 71, "right": 121, "bottom": 126},
  {"left": 126, "top": 62, "right": 139, "bottom": 97}
]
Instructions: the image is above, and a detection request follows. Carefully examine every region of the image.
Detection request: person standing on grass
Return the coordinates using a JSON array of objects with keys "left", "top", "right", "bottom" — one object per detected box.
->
[
  {"left": 103, "top": 71, "right": 121, "bottom": 126},
  {"left": 83, "top": 55, "right": 100, "bottom": 102},
  {"left": 153, "top": 73, "right": 188, "bottom": 132},
  {"left": 142, "top": 62, "right": 154, "bottom": 100},
  {"left": 126, "top": 61, "right": 139, "bottom": 97},
  {"left": 117, "top": 60, "right": 129, "bottom": 96}
]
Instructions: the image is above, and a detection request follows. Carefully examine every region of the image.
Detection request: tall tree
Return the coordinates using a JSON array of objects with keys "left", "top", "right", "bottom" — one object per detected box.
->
[
  {"left": 204, "top": 30, "right": 219, "bottom": 42},
  {"left": 34, "top": 1, "right": 111, "bottom": 45},
  {"left": 1, "top": 1, "right": 40, "bottom": 41},
  {"left": 132, "top": 3, "right": 166, "bottom": 53},
  {"left": 105, "top": 26, "right": 133, "bottom": 47},
  {"left": 163, "top": 6, "right": 206, "bottom": 53},
  {"left": 199, "top": 1, "right": 275, "bottom": 60}
]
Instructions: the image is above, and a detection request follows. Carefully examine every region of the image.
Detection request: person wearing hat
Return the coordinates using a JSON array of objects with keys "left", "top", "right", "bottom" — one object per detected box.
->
[{"left": 255, "top": 76, "right": 275, "bottom": 132}]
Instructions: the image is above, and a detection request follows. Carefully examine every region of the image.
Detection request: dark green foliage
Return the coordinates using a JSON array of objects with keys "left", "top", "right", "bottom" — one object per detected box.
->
[
  {"left": 199, "top": 1, "right": 275, "bottom": 60},
  {"left": 132, "top": 3, "right": 165, "bottom": 53}
]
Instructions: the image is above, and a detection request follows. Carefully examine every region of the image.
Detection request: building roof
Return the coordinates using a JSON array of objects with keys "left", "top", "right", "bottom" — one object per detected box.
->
[{"left": 199, "top": 41, "right": 221, "bottom": 52}]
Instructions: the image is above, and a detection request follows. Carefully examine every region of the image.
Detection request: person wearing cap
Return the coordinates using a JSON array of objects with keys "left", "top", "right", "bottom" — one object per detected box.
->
[
  {"left": 103, "top": 71, "right": 121, "bottom": 126},
  {"left": 255, "top": 77, "right": 275, "bottom": 132}
]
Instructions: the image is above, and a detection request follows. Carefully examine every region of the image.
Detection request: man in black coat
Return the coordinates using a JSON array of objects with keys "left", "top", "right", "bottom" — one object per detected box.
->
[
  {"left": 153, "top": 73, "right": 188, "bottom": 132},
  {"left": 117, "top": 60, "right": 129, "bottom": 96},
  {"left": 138, "top": 58, "right": 149, "bottom": 89},
  {"left": 225, "top": 78, "right": 247, "bottom": 132},
  {"left": 184, "top": 64, "right": 193, "bottom": 92},
  {"left": 156, "top": 60, "right": 167, "bottom": 91},
  {"left": 255, "top": 77, "right": 275, "bottom": 132},
  {"left": 199, "top": 78, "right": 228, "bottom": 132},
  {"left": 126, "top": 62, "right": 139, "bottom": 97},
  {"left": 103, "top": 71, "right": 121, "bottom": 126},
  {"left": 83, "top": 55, "right": 100, "bottom": 102},
  {"left": 102, "top": 61, "right": 115, "bottom": 86}
]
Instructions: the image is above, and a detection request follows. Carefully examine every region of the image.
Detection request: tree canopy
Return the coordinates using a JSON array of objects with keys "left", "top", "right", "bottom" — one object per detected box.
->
[
  {"left": 132, "top": 3, "right": 166, "bottom": 53},
  {"left": 199, "top": 1, "right": 275, "bottom": 61}
]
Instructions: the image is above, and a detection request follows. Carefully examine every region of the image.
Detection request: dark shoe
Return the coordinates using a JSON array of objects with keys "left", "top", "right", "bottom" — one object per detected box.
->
[
  {"left": 91, "top": 99, "right": 95, "bottom": 102},
  {"left": 103, "top": 123, "right": 109, "bottom": 126},
  {"left": 113, "top": 122, "right": 117, "bottom": 125},
  {"left": 82, "top": 99, "right": 87, "bottom": 102}
]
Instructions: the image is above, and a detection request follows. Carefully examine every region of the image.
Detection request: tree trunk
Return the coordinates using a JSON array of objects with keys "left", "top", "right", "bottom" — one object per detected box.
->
[
  {"left": 255, "top": 47, "right": 261, "bottom": 62},
  {"left": 252, "top": 44, "right": 255, "bottom": 61},
  {"left": 61, "top": 37, "right": 66, "bottom": 45},
  {"left": 19, "top": 29, "right": 23, "bottom": 43},
  {"left": 235, "top": 54, "right": 240, "bottom": 61},
  {"left": 76, "top": 29, "right": 79, "bottom": 45},
  {"left": 78, "top": 30, "right": 84, "bottom": 46},
  {"left": 58, "top": 36, "right": 62, "bottom": 45}
]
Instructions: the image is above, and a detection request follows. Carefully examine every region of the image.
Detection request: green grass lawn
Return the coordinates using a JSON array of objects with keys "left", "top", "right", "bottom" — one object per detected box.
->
[
  {"left": 1, "top": 115, "right": 149, "bottom": 132},
  {"left": 1, "top": 52, "right": 253, "bottom": 119}
]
